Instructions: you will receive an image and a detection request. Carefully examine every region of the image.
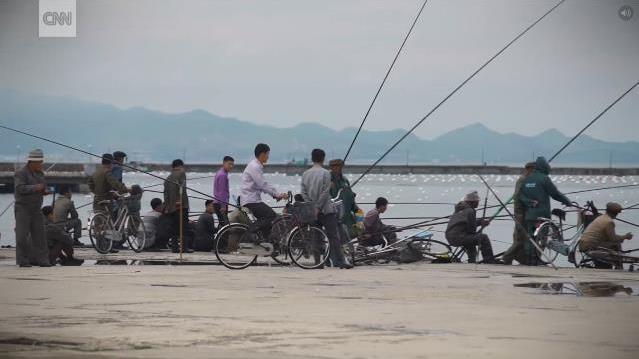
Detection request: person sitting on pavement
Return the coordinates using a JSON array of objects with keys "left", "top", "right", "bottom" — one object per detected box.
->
[
  {"left": 579, "top": 202, "right": 633, "bottom": 269},
  {"left": 519, "top": 156, "right": 572, "bottom": 265},
  {"left": 142, "top": 198, "right": 164, "bottom": 250},
  {"left": 362, "top": 197, "right": 397, "bottom": 247},
  {"left": 445, "top": 191, "right": 500, "bottom": 264},
  {"left": 53, "top": 185, "right": 83, "bottom": 247},
  {"left": 43, "top": 206, "right": 84, "bottom": 266},
  {"left": 193, "top": 200, "right": 217, "bottom": 251}
]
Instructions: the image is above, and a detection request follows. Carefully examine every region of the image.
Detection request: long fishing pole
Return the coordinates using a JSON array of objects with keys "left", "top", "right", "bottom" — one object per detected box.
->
[
  {"left": 475, "top": 173, "right": 558, "bottom": 269},
  {"left": 564, "top": 183, "right": 639, "bottom": 195},
  {"left": 0, "top": 124, "right": 239, "bottom": 209},
  {"left": 350, "top": 0, "right": 566, "bottom": 187},
  {"left": 487, "top": 80, "right": 639, "bottom": 221},
  {"left": 616, "top": 218, "right": 639, "bottom": 229},
  {"left": 343, "top": 0, "right": 429, "bottom": 162}
]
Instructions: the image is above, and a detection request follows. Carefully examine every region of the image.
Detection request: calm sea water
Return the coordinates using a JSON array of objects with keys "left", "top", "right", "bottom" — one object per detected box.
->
[{"left": 1, "top": 172, "right": 637, "bottom": 267}]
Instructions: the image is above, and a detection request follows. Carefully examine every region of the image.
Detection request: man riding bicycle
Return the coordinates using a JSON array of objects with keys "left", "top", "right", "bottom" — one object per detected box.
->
[{"left": 240, "top": 143, "right": 288, "bottom": 239}]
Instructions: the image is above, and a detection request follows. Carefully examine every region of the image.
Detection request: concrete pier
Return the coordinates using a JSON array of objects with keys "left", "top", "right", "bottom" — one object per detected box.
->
[{"left": 0, "top": 248, "right": 638, "bottom": 358}]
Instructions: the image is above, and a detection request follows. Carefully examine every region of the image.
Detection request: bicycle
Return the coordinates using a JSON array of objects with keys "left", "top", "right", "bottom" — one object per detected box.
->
[
  {"left": 214, "top": 193, "right": 331, "bottom": 270},
  {"left": 88, "top": 192, "right": 146, "bottom": 254},
  {"left": 349, "top": 229, "right": 453, "bottom": 265},
  {"left": 532, "top": 201, "right": 597, "bottom": 267}
]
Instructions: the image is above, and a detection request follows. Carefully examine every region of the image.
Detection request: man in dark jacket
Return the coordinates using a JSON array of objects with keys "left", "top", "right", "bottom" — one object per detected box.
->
[
  {"left": 329, "top": 159, "right": 360, "bottom": 241},
  {"left": 193, "top": 200, "right": 217, "bottom": 251},
  {"left": 445, "top": 191, "right": 498, "bottom": 264},
  {"left": 88, "top": 154, "right": 128, "bottom": 212},
  {"left": 164, "top": 159, "right": 193, "bottom": 253},
  {"left": 519, "top": 156, "right": 572, "bottom": 265},
  {"left": 43, "top": 206, "right": 84, "bottom": 266},
  {"left": 14, "top": 149, "right": 51, "bottom": 267},
  {"left": 502, "top": 162, "right": 535, "bottom": 264}
]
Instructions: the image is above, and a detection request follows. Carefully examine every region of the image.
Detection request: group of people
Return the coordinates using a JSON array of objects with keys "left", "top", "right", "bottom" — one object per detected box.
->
[{"left": 12, "top": 146, "right": 633, "bottom": 269}]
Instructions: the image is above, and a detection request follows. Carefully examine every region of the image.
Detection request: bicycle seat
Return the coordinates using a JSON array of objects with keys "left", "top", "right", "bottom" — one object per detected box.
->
[{"left": 98, "top": 200, "right": 112, "bottom": 205}]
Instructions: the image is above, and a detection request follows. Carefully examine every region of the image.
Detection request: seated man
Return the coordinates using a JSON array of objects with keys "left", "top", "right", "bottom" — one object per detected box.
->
[
  {"left": 43, "top": 206, "right": 84, "bottom": 266},
  {"left": 193, "top": 200, "right": 217, "bottom": 251},
  {"left": 142, "top": 198, "right": 164, "bottom": 250},
  {"left": 445, "top": 191, "right": 499, "bottom": 264},
  {"left": 362, "top": 197, "right": 397, "bottom": 247},
  {"left": 579, "top": 202, "right": 633, "bottom": 269},
  {"left": 53, "top": 185, "right": 83, "bottom": 246}
]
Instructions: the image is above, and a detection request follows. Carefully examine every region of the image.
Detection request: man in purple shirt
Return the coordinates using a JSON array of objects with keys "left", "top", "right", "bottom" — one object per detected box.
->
[{"left": 213, "top": 156, "right": 234, "bottom": 227}]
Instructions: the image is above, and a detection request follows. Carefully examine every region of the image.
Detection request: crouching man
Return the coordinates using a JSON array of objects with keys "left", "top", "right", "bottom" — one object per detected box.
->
[
  {"left": 43, "top": 206, "right": 84, "bottom": 266},
  {"left": 445, "top": 191, "right": 500, "bottom": 264},
  {"left": 579, "top": 202, "right": 633, "bottom": 269}
]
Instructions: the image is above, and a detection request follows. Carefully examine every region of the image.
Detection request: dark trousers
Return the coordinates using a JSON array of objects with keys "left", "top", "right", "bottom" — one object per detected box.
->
[
  {"left": 167, "top": 209, "right": 193, "bottom": 250},
  {"left": 318, "top": 212, "right": 346, "bottom": 266},
  {"left": 65, "top": 218, "right": 82, "bottom": 240},
  {"left": 503, "top": 212, "right": 527, "bottom": 264},
  {"left": 448, "top": 233, "right": 494, "bottom": 263},
  {"left": 245, "top": 202, "right": 277, "bottom": 238},
  {"left": 213, "top": 203, "right": 229, "bottom": 227},
  {"left": 49, "top": 241, "right": 74, "bottom": 264},
  {"left": 15, "top": 205, "right": 48, "bottom": 266}
]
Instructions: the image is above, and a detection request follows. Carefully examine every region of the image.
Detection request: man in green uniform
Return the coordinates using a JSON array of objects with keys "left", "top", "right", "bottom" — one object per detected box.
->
[
  {"left": 14, "top": 148, "right": 51, "bottom": 267},
  {"left": 519, "top": 156, "right": 572, "bottom": 265},
  {"left": 329, "top": 159, "right": 360, "bottom": 241},
  {"left": 88, "top": 154, "right": 128, "bottom": 213},
  {"left": 502, "top": 162, "right": 535, "bottom": 265}
]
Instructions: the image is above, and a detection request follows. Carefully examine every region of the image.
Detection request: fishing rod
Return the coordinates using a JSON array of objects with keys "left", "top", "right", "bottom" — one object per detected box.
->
[
  {"left": 475, "top": 172, "right": 558, "bottom": 270},
  {"left": 564, "top": 183, "right": 639, "bottom": 195},
  {"left": 486, "top": 80, "right": 639, "bottom": 221},
  {"left": 142, "top": 173, "right": 222, "bottom": 189},
  {"left": 0, "top": 124, "right": 239, "bottom": 209},
  {"left": 350, "top": 0, "right": 566, "bottom": 187},
  {"left": 343, "top": 0, "right": 429, "bottom": 162},
  {"left": 616, "top": 218, "right": 639, "bottom": 229}
]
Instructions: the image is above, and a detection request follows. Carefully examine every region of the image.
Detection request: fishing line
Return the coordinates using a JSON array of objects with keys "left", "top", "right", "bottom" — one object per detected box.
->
[
  {"left": 343, "top": 0, "right": 429, "bottom": 162},
  {"left": 350, "top": 0, "right": 566, "bottom": 187},
  {"left": 487, "top": 80, "right": 639, "bottom": 221},
  {"left": 0, "top": 124, "right": 239, "bottom": 209}
]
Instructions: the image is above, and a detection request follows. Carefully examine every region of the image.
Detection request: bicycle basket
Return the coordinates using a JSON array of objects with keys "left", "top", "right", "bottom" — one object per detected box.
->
[{"left": 290, "top": 202, "right": 317, "bottom": 224}]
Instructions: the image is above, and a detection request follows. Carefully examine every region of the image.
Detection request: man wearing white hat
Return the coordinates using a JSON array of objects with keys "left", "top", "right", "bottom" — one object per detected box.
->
[
  {"left": 445, "top": 190, "right": 500, "bottom": 264},
  {"left": 14, "top": 149, "right": 52, "bottom": 267}
]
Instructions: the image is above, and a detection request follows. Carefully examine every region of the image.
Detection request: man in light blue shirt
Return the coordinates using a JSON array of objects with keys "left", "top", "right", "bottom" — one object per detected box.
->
[
  {"left": 240, "top": 143, "right": 288, "bottom": 238},
  {"left": 301, "top": 149, "right": 352, "bottom": 269}
]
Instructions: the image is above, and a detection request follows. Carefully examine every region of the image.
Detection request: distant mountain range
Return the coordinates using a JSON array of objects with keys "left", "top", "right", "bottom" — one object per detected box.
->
[{"left": 1, "top": 89, "right": 638, "bottom": 165}]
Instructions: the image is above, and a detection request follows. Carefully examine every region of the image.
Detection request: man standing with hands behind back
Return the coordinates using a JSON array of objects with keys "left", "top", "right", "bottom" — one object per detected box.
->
[{"left": 14, "top": 149, "right": 51, "bottom": 267}]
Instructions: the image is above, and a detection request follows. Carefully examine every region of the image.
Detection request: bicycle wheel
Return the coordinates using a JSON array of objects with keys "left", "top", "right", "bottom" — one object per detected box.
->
[
  {"left": 126, "top": 215, "right": 146, "bottom": 253},
  {"left": 269, "top": 214, "right": 294, "bottom": 265},
  {"left": 408, "top": 238, "right": 452, "bottom": 262},
  {"left": 89, "top": 213, "right": 113, "bottom": 254},
  {"left": 534, "top": 222, "right": 561, "bottom": 264},
  {"left": 215, "top": 223, "right": 258, "bottom": 270},
  {"left": 288, "top": 225, "right": 330, "bottom": 269}
]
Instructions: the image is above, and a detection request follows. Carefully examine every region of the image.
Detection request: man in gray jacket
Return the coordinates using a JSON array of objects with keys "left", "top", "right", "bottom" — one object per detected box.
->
[
  {"left": 14, "top": 149, "right": 51, "bottom": 267},
  {"left": 301, "top": 149, "right": 352, "bottom": 269}
]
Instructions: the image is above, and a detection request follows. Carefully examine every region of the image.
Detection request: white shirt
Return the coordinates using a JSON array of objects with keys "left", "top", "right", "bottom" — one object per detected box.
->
[{"left": 240, "top": 159, "right": 278, "bottom": 205}]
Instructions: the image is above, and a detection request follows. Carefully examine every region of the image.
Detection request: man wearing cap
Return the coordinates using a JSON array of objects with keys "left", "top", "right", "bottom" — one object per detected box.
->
[
  {"left": 519, "top": 156, "right": 572, "bottom": 265},
  {"left": 111, "top": 151, "right": 127, "bottom": 183},
  {"left": 445, "top": 190, "right": 499, "bottom": 264},
  {"left": 502, "top": 162, "right": 536, "bottom": 265},
  {"left": 14, "top": 149, "right": 51, "bottom": 267},
  {"left": 579, "top": 202, "right": 633, "bottom": 269},
  {"left": 88, "top": 154, "right": 128, "bottom": 213},
  {"left": 329, "top": 158, "right": 360, "bottom": 240}
]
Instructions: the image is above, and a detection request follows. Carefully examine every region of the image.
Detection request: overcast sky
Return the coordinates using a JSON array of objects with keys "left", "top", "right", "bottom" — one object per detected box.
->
[{"left": 1, "top": 0, "right": 638, "bottom": 142}]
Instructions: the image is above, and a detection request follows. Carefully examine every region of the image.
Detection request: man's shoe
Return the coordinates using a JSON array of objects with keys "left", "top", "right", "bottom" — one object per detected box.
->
[
  {"left": 38, "top": 262, "right": 52, "bottom": 267},
  {"left": 339, "top": 263, "right": 354, "bottom": 269},
  {"left": 184, "top": 247, "right": 194, "bottom": 254},
  {"left": 61, "top": 258, "right": 85, "bottom": 266},
  {"left": 18, "top": 263, "right": 32, "bottom": 268},
  {"left": 109, "top": 248, "right": 120, "bottom": 253},
  {"left": 73, "top": 239, "right": 84, "bottom": 247}
]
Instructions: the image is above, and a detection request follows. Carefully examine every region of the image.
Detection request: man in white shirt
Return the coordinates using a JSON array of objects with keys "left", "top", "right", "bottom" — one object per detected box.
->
[{"left": 240, "top": 143, "right": 288, "bottom": 238}]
